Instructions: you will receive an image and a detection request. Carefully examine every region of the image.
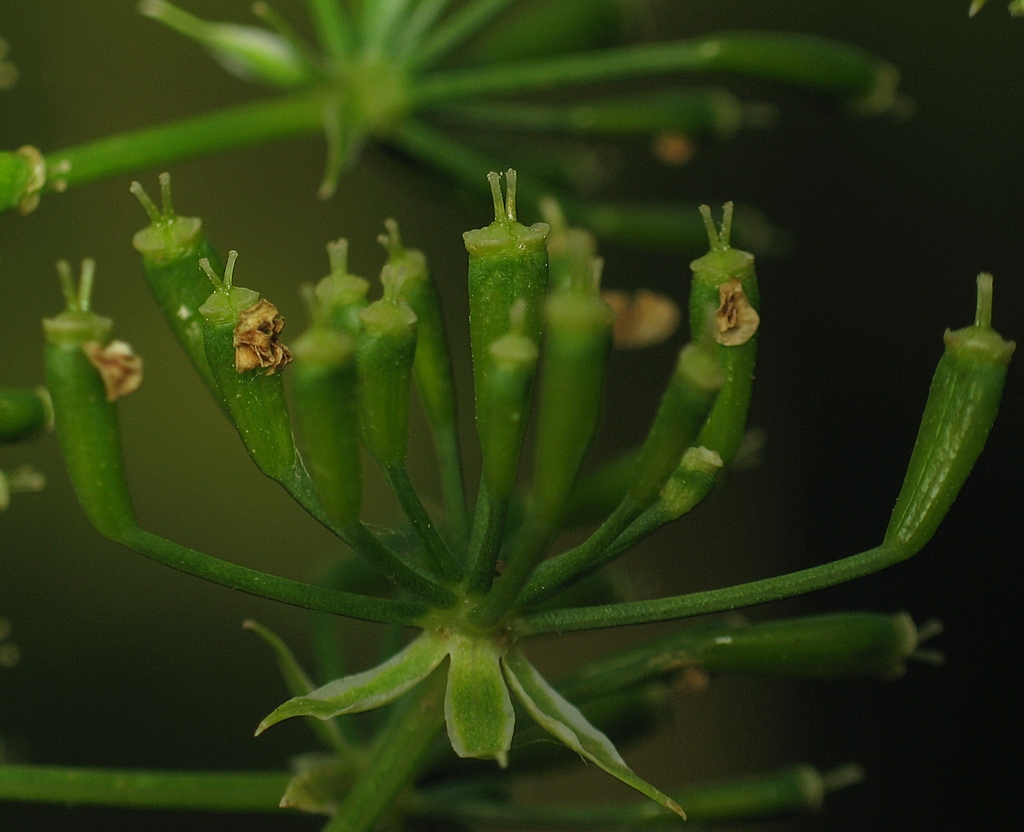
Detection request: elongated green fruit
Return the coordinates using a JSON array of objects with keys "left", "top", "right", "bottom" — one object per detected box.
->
[
  {"left": 131, "top": 173, "right": 224, "bottom": 394},
  {"left": 381, "top": 219, "right": 468, "bottom": 541},
  {"left": 42, "top": 260, "right": 137, "bottom": 539},
  {"left": 480, "top": 302, "right": 539, "bottom": 501},
  {"left": 688, "top": 202, "right": 760, "bottom": 465},
  {"left": 472, "top": 281, "right": 615, "bottom": 621},
  {"left": 884, "top": 274, "right": 1014, "bottom": 555},
  {"left": 291, "top": 310, "right": 362, "bottom": 530},
  {"left": 356, "top": 265, "right": 418, "bottom": 468},
  {"left": 559, "top": 613, "right": 924, "bottom": 701},
  {"left": 528, "top": 281, "right": 615, "bottom": 530},
  {"left": 0, "top": 387, "right": 51, "bottom": 444},
  {"left": 464, "top": 169, "right": 549, "bottom": 441},
  {"left": 629, "top": 341, "right": 724, "bottom": 509},
  {"left": 198, "top": 252, "right": 298, "bottom": 482}
]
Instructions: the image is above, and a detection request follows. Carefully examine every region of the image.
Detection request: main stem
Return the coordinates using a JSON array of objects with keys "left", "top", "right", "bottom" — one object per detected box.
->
[{"left": 323, "top": 667, "right": 447, "bottom": 832}]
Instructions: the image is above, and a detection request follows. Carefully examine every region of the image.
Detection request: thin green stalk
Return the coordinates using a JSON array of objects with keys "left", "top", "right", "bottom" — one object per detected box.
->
[
  {"left": 391, "top": 117, "right": 498, "bottom": 194},
  {"left": 465, "top": 483, "right": 509, "bottom": 594},
  {"left": 431, "top": 417, "right": 469, "bottom": 545},
  {"left": 360, "top": 0, "right": 414, "bottom": 56},
  {"left": 514, "top": 543, "right": 909, "bottom": 635},
  {"left": 0, "top": 765, "right": 290, "bottom": 812},
  {"left": 410, "top": 0, "right": 516, "bottom": 70},
  {"left": 323, "top": 667, "right": 447, "bottom": 832},
  {"left": 412, "top": 764, "right": 862, "bottom": 827},
  {"left": 343, "top": 521, "right": 459, "bottom": 607},
  {"left": 307, "top": 0, "right": 356, "bottom": 59},
  {"left": 384, "top": 462, "right": 463, "bottom": 581},
  {"left": 42, "top": 91, "right": 330, "bottom": 195},
  {"left": 118, "top": 528, "right": 428, "bottom": 626},
  {"left": 515, "top": 498, "right": 642, "bottom": 607},
  {"left": 412, "top": 32, "right": 899, "bottom": 111},
  {"left": 394, "top": 0, "right": 453, "bottom": 59},
  {"left": 429, "top": 90, "right": 750, "bottom": 139}
]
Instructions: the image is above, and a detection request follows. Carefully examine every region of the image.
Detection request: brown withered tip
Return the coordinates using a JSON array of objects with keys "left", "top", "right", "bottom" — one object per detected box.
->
[
  {"left": 82, "top": 340, "right": 143, "bottom": 401},
  {"left": 602, "top": 289, "right": 681, "bottom": 349},
  {"left": 716, "top": 279, "right": 760, "bottom": 346},
  {"left": 233, "top": 298, "right": 292, "bottom": 374}
]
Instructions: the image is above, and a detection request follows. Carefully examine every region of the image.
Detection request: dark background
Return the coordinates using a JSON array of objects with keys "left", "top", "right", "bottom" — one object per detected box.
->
[{"left": 1, "top": 1, "right": 1020, "bottom": 830}]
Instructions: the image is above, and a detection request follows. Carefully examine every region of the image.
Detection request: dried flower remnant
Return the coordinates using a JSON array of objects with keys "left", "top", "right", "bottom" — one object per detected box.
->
[
  {"left": 82, "top": 340, "right": 143, "bottom": 401},
  {"left": 233, "top": 298, "right": 292, "bottom": 374},
  {"left": 603, "top": 289, "right": 681, "bottom": 349},
  {"left": 716, "top": 279, "right": 760, "bottom": 346}
]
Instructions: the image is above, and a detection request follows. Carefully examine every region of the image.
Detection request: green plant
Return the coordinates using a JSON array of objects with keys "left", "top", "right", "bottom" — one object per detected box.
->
[{"left": 0, "top": 2, "right": 1018, "bottom": 830}]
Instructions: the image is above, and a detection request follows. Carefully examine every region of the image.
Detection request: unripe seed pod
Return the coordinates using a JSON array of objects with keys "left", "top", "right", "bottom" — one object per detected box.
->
[
  {"left": 198, "top": 252, "right": 298, "bottom": 482},
  {"left": 688, "top": 202, "right": 760, "bottom": 465},
  {"left": 628, "top": 341, "right": 724, "bottom": 509},
  {"left": 379, "top": 219, "right": 458, "bottom": 437},
  {"left": 530, "top": 273, "right": 615, "bottom": 530},
  {"left": 884, "top": 274, "right": 1015, "bottom": 555},
  {"left": 355, "top": 265, "right": 418, "bottom": 468},
  {"left": 131, "top": 173, "right": 224, "bottom": 394},
  {"left": 380, "top": 219, "right": 468, "bottom": 541},
  {"left": 463, "top": 170, "right": 549, "bottom": 440},
  {"left": 481, "top": 301, "right": 540, "bottom": 500},
  {"left": 291, "top": 299, "right": 362, "bottom": 530},
  {"left": 42, "top": 260, "right": 137, "bottom": 539},
  {"left": 315, "top": 239, "right": 370, "bottom": 339},
  {"left": 0, "top": 387, "right": 51, "bottom": 444}
]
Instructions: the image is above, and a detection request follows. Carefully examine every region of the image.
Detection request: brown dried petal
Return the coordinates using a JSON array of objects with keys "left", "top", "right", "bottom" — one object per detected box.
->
[
  {"left": 233, "top": 298, "right": 292, "bottom": 375},
  {"left": 716, "top": 280, "right": 760, "bottom": 346},
  {"left": 82, "top": 340, "right": 143, "bottom": 401},
  {"left": 602, "top": 289, "right": 681, "bottom": 350}
]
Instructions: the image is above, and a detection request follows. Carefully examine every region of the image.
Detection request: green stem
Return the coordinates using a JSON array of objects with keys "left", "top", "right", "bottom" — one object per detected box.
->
[
  {"left": 410, "top": 0, "right": 516, "bottom": 70},
  {"left": 42, "top": 91, "right": 330, "bottom": 195},
  {"left": 118, "top": 528, "right": 427, "bottom": 626},
  {"left": 514, "top": 542, "right": 908, "bottom": 635},
  {"left": 465, "top": 494, "right": 509, "bottom": 595},
  {"left": 515, "top": 498, "right": 642, "bottom": 608},
  {"left": 343, "top": 521, "right": 459, "bottom": 607},
  {"left": 384, "top": 462, "right": 463, "bottom": 581},
  {"left": 324, "top": 667, "right": 447, "bottom": 832},
  {"left": 306, "top": 0, "right": 356, "bottom": 59},
  {"left": 412, "top": 763, "right": 861, "bottom": 827},
  {"left": 412, "top": 32, "right": 898, "bottom": 111},
  {"left": 391, "top": 117, "right": 498, "bottom": 192},
  {"left": 0, "top": 765, "right": 290, "bottom": 812},
  {"left": 431, "top": 417, "right": 470, "bottom": 546}
]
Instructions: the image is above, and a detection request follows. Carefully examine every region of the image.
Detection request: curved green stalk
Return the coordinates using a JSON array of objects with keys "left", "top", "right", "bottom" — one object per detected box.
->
[
  {"left": 410, "top": 0, "right": 516, "bottom": 70},
  {"left": 412, "top": 32, "right": 900, "bottom": 112},
  {"left": 513, "top": 543, "right": 910, "bottom": 635},
  {"left": 122, "top": 528, "right": 429, "bottom": 625},
  {"left": 41, "top": 91, "right": 329, "bottom": 196}
]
